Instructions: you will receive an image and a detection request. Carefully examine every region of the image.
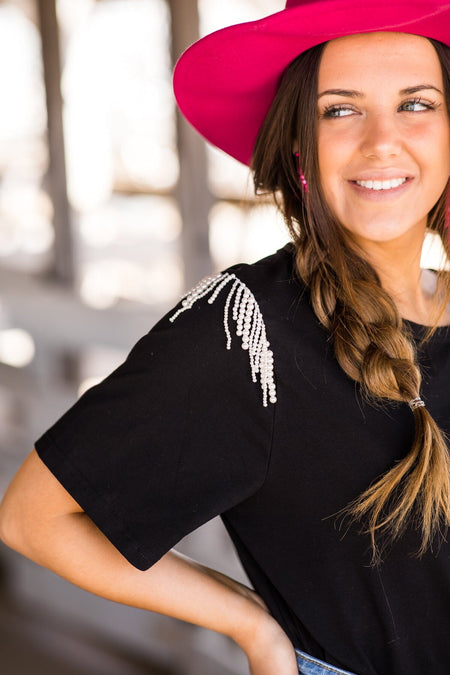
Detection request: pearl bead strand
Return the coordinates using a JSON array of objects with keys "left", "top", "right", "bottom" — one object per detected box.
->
[{"left": 170, "top": 273, "right": 277, "bottom": 407}]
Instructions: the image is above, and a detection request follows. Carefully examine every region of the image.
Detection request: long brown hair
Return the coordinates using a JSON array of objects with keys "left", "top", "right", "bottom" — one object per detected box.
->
[{"left": 252, "top": 38, "right": 450, "bottom": 561}]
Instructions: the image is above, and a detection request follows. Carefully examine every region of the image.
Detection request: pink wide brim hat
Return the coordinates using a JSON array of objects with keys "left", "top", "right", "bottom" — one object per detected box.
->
[{"left": 173, "top": 0, "right": 450, "bottom": 166}]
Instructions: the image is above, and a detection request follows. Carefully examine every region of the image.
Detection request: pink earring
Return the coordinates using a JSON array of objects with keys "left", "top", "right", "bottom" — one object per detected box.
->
[{"left": 295, "top": 152, "right": 308, "bottom": 192}]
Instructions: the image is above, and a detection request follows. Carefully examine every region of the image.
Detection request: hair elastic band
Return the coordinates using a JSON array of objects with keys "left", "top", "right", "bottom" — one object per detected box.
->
[{"left": 409, "top": 397, "right": 425, "bottom": 411}]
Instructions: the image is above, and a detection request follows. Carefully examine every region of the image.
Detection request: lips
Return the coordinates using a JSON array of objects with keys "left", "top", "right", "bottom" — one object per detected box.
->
[
  {"left": 348, "top": 175, "right": 413, "bottom": 201},
  {"left": 355, "top": 178, "right": 408, "bottom": 191}
]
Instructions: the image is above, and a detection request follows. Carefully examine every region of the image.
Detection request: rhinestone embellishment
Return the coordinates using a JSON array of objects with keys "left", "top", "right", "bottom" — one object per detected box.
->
[
  {"left": 409, "top": 396, "right": 425, "bottom": 411},
  {"left": 170, "top": 273, "right": 277, "bottom": 407}
]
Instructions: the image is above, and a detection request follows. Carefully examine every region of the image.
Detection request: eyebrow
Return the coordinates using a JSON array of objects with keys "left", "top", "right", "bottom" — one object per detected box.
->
[
  {"left": 317, "top": 84, "right": 443, "bottom": 99},
  {"left": 399, "top": 84, "right": 443, "bottom": 96},
  {"left": 317, "top": 89, "right": 362, "bottom": 99}
]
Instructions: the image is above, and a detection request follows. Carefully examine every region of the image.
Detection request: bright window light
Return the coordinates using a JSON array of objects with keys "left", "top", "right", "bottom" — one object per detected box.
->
[{"left": 0, "top": 329, "right": 35, "bottom": 368}]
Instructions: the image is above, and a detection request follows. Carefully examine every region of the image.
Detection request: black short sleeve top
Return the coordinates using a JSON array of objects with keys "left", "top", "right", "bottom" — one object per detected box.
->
[{"left": 35, "top": 245, "right": 450, "bottom": 675}]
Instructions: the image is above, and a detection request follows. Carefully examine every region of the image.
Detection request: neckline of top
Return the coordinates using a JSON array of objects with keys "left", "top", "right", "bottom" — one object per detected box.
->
[
  {"left": 280, "top": 245, "right": 450, "bottom": 340},
  {"left": 402, "top": 270, "right": 450, "bottom": 338},
  {"left": 402, "top": 317, "right": 450, "bottom": 341}
]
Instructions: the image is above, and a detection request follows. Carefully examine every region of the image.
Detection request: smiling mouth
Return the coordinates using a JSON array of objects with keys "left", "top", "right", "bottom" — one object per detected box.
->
[{"left": 354, "top": 178, "right": 408, "bottom": 191}]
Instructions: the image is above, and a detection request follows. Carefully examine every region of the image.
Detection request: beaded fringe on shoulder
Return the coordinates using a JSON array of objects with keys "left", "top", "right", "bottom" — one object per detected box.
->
[{"left": 170, "top": 273, "right": 277, "bottom": 407}]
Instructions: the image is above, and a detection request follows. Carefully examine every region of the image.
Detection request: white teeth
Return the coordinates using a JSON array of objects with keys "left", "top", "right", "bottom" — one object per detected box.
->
[{"left": 356, "top": 178, "right": 407, "bottom": 190}]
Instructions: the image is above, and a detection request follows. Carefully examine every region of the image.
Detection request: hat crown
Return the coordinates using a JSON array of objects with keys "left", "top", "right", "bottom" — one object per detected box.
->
[{"left": 174, "top": 0, "right": 450, "bottom": 166}]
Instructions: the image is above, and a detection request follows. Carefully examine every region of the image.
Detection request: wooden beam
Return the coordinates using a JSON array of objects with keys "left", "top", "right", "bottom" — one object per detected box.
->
[
  {"left": 167, "top": 0, "right": 214, "bottom": 288},
  {"left": 37, "top": 0, "right": 74, "bottom": 286},
  {"left": 0, "top": 266, "right": 161, "bottom": 351}
]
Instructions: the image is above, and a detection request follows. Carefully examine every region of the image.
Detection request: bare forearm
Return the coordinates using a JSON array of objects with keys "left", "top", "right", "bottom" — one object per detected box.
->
[
  {"left": 0, "top": 451, "right": 298, "bottom": 673},
  {"left": 5, "top": 509, "right": 262, "bottom": 647}
]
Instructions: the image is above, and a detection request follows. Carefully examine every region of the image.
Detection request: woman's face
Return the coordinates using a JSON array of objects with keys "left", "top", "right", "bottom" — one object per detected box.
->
[{"left": 316, "top": 32, "right": 450, "bottom": 249}]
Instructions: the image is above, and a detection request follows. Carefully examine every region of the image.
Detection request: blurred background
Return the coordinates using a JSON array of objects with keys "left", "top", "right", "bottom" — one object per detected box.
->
[
  {"left": 0, "top": 1, "right": 286, "bottom": 674},
  {"left": 0, "top": 1, "right": 446, "bottom": 674}
]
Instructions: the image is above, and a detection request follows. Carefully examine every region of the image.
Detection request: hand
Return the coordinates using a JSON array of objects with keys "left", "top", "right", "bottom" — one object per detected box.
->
[
  {"left": 204, "top": 568, "right": 297, "bottom": 674},
  {"left": 168, "top": 561, "right": 298, "bottom": 673},
  {"left": 244, "top": 613, "right": 298, "bottom": 675}
]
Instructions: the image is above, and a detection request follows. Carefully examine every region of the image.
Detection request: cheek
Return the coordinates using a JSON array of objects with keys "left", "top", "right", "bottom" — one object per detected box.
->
[
  {"left": 318, "top": 147, "right": 346, "bottom": 209},
  {"left": 317, "top": 127, "right": 356, "bottom": 182},
  {"left": 411, "top": 121, "right": 450, "bottom": 174},
  {"left": 317, "top": 133, "right": 341, "bottom": 193},
  {"left": 443, "top": 130, "right": 450, "bottom": 174}
]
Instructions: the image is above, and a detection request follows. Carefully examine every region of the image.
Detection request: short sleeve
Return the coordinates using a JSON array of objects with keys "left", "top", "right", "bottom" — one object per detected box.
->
[{"left": 35, "top": 274, "right": 275, "bottom": 570}]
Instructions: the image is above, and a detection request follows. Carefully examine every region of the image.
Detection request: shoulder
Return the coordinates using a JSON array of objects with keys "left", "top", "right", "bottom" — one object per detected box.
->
[
  {"left": 169, "top": 244, "right": 304, "bottom": 327},
  {"left": 227, "top": 243, "right": 301, "bottom": 305},
  {"left": 132, "top": 245, "right": 304, "bottom": 409},
  {"left": 160, "top": 244, "right": 315, "bottom": 408},
  {"left": 161, "top": 243, "right": 303, "bottom": 338}
]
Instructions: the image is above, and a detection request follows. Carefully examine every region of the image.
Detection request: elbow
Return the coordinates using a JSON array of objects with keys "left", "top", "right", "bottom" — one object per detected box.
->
[
  {"left": 0, "top": 493, "right": 23, "bottom": 552},
  {"left": 0, "top": 486, "right": 37, "bottom": 557},
  {"left": 0, "top": 449, "right": 54, "bottom": 556},
  {"left": 0, "top": 450, "right": 80, "bottom": 560},
  {"left": 0, "top": 449, "right": 75, "bottom": 560}
]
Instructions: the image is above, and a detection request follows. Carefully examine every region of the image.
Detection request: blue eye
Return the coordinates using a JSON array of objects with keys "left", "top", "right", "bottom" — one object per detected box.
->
[
  {"left": 322, "top": 105, "right": 356, "bottom": 118},
  {"left": 401, "top": 98, "right": 435, "bottom": 112}
]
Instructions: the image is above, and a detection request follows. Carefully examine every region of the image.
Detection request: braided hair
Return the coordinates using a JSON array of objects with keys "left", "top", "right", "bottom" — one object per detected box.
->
[{"left": 252, "top": 39, "right": 450, "bottom": 561}]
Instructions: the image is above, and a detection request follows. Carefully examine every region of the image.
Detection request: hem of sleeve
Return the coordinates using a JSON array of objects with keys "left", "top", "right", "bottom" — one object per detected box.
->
[{"left": 35, "top": 432, "right": 162, "bottom": 571}]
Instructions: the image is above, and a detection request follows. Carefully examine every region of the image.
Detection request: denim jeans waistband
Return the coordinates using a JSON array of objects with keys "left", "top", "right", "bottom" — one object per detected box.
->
[{"left": 295, "top": 649, "right": 357, "bottom": 675}]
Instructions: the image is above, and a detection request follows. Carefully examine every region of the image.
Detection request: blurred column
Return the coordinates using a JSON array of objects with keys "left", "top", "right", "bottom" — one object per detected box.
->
[
  {"left": 37, "top": 0, "right": 74, "bottom": 286},
  {"left": 167, "top": 0, "right": 213, "bottom": 287}
]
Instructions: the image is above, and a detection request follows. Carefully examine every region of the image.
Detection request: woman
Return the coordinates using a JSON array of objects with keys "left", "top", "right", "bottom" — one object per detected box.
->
[{"left": 1, "top": 1, "right": 449, "bottom": 673}]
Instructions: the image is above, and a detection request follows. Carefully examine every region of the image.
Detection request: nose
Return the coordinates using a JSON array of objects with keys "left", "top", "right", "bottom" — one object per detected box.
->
[{"left": 360, "top": 113, "right": 402, "bottom": 161}]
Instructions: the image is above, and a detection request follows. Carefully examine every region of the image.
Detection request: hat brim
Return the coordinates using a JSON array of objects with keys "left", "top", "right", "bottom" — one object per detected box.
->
[{"left": 173, "top": 0, "right": 450, "bottom": 165}]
